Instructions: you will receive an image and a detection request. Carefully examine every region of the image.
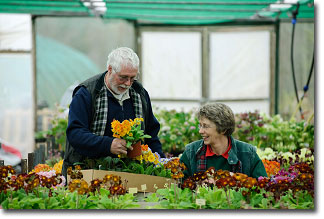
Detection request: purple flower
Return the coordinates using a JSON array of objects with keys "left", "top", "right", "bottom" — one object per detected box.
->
[
  {"left": 37, "top": 170, "right": 56, "bottom": 178},
  {"left": 258, "top": 176, "right": 266, "bottom": 181}
]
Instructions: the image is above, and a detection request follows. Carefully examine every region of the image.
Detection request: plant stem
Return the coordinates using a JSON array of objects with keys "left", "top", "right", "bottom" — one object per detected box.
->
[
  {"left": 225, "top": 188, "right": 231, "bottom": 208},
  {"left": 76, "top": 194, "right": 79, "bottom": 209},
  {"left": 304, "top": 112, "right": 314, "bottom": 132},
  {"left": 173, "top": 180, "right": 177, "bottom": 209},
  {"left": 290, "top": 97, "right": 304, "bottom": 121}
]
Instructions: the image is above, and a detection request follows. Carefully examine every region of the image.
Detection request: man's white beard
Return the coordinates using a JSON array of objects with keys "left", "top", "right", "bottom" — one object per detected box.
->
[{"left": 108, "top": 75, "right": 130, "bottom": 95}]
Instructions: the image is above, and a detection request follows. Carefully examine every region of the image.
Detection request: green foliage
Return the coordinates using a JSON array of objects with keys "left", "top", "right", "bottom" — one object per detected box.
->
[
  {"left": 0, "top": 187, "right": 139, "bottom": 209},
  {"left": 75, "top": 156, "right": 171, "bottom": 178},
  {"left": 155, "top": 185, "right": 196, "bottom": 209},
  {"left": 144, "top": 185, "right": 314, "bottom": 209},
  {"left": 154, "top": 108, "right": 200, "bottom": 155},
  {"left": 143, "top": 193, "right": 160, "bottom": 202},
  {"left": 35, "top": 107, "right": 68, "bottom": 152},
  {"left": 123, "top": 124, "right": 151, "bottom": 148},
  {"left": 35, "top": 107, "right": 314, "bottom": 158},
  {"left": 155, "top": 108, "right": 314, "bottom": 154},
  {"left": 0, "top": 181, "right": 314, "bottom": 209},
  {"left": 233, "top": 111, "right": 314, "bottom": 152}
]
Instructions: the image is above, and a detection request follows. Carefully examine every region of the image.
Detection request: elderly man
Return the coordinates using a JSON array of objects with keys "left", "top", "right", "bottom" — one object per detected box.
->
[{"left": 63, "top": 47, "right": 165, "bottom": 177}]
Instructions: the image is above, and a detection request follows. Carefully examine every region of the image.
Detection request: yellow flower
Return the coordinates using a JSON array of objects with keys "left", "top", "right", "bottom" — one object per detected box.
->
[
  {"left": 148, "top": 154, "right": 155, "bottom": 163},
  {"left": 153, "top": 159, "right": 159, "bottom": 165},
  {"left": 135, "top": 155, "right": 143, "bottom": 161},
  {"left": 53, "top": 160, "right": 63, "bottom": 174},
  {"left": 143, "top": 154, "right": 149, "bottom": 162}
]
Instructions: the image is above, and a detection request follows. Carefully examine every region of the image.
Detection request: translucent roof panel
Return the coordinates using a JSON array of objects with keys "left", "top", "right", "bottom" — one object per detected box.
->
[
  {"left": 36, "top": 35, "right": 100, "bottom": 109},
  {"left": 0, "top": 0, "right": 314, "bottom": 24}
]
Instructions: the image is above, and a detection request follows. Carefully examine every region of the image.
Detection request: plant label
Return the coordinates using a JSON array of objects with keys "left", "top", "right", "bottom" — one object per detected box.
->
[
  {"left": 129, "top": 187, "right": 138, "bottom": 194},
  {"left": 141, "top": 184, "right": 147, "bottom": 190},
  {"left": 196, "top": 199, "right": 206, "bottom": 206}
]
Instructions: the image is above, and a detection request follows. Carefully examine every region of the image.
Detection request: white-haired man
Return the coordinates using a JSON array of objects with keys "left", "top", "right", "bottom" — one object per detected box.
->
[{"left": 63, "top": 47, "right": 165, "bottom": 177}]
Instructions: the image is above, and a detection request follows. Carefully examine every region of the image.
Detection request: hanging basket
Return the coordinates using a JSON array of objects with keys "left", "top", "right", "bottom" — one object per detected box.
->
[{"left": 127, "top": 141, "right": 142, "bottom": 158}]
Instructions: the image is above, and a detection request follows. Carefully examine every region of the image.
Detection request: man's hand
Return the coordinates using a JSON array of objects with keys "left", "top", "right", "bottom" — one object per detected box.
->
[{"left": 110, "top": 138, "right": 133, "bottom": 155}]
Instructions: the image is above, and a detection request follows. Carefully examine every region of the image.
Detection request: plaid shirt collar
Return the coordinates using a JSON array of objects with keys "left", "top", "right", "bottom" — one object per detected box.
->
[
  {"left": 91, "top": 79, "right": 144, "bottom": 136},
  {"left": 196, "top": 136, "right": 240, "bottom": 172}
]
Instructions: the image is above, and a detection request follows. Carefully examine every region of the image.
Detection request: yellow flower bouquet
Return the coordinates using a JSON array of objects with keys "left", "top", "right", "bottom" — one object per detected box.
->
[{"left": 111, "top": 118, "right": 151, "bottom": 149}]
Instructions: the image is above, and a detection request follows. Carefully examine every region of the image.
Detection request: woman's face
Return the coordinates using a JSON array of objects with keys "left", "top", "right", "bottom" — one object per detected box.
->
[{"left": 198, "top": 117, "right": 224, "bottom": 146}]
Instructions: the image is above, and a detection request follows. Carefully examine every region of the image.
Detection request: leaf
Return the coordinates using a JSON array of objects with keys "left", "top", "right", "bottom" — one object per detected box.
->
[
  {"left": 142, "top": 135, "right": 152, "bottom": 139},
  {"left": 159, "top": 169, "right": 166, "bottom": 177},
  {"left": 157, "top": 188, "right": 172, "bottom": 197},
  {"left": 144, "top": 193, "right": 160, "bottom": 202},
  {"left": 126, "top": 141, "right": 132, "bottom": 148},
  {"left": 98, "top": 196, "right": 114, "bottom": 209},
  {"left": 72, "top": 162, "right": 85, "bottom": 166},
  {"left": 129, "top": 162, "right": 139, "bottom": 173},
  {"left": 136, "top": 164, "right": 145, "bottom": 174},
  {"left": 103, "top": 156, "right": 112, "bottom": 165},
  {"left": 250, "top": 194, "right": 263, "bottom": 207},
  {"left": 1, "top": 199, "right": 9, "bottom": 209},
  {"left": 260, "top": 198, "right": 269, "bottom": 209},
  {"left": 179, "top": 201, "right": 195, "bottom": 209},
  {"left": 99, "top": 188, "right": 110, "bottom": 197},
  {"left": 144, "top": 165, "right": 154, "bottom": 175},
  {"left": 47, "top": 197, "right": 60, "bottom": 209}
]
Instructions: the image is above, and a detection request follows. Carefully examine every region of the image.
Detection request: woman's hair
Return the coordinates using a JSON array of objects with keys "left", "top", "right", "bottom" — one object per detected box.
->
[
  {"left": 198, "top": 102, "right": 235, "bottom": 136},
  {"left": 106, "top": 47, "right": 139, "bottom": 73}
]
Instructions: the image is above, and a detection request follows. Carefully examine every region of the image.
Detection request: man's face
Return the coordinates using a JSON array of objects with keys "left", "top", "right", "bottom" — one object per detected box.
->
[{"left": 106, "top": 64, "right": 138, "bottom": 95}]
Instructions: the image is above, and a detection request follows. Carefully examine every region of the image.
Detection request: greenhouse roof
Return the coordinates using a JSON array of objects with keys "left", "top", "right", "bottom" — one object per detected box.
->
[
  {"left": 0, "top": 0, "right": 314, "bottom": 24},
  {"left": 36, "top": 35, "right": 100, "bottom": 109}
]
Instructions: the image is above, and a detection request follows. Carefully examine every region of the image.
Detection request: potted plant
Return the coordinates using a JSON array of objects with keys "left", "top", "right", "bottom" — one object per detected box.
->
[{"left": 111, "top": 118, "right": 151, "bottom": 158}]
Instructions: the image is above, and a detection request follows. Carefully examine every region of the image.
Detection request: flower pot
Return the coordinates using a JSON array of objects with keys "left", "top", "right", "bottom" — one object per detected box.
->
[{"left": 127, "top": 141, "right": 142, "bottom": 158}]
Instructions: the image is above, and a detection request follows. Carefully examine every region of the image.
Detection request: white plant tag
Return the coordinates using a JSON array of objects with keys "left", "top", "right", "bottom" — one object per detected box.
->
[
  {"left": 129, "top": 187, "right": 138, "bottom": 194},
  {"left": 196, "top": 199, "right": 206, "bottom": 206},
  {"left": 141, "top": 184, "right": 147, "bottom": 190}
]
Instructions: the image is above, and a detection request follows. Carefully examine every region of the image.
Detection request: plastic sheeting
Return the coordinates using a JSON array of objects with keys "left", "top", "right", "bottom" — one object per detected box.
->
[
  {"left": 0, "top": 13, "right": 31, "bottom": 51},
  {"left": 0, "top": 14, "right": 34, "bottom": 159},
  {"left": 142, "top": 31, "right": 202, "bottom": 100},
  {"left": 209, "top": 30, "right": 270, "bottom": 100}
]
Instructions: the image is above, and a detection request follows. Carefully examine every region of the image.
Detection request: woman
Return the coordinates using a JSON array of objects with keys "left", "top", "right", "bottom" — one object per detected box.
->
[{"left": 180, "top": 102, "right": 267, "bottom": 179}]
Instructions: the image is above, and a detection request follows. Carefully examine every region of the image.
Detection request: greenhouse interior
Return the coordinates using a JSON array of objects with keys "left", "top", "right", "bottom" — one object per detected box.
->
[{"left": 0, "top": 0, "right": 317, "bottom": 210}]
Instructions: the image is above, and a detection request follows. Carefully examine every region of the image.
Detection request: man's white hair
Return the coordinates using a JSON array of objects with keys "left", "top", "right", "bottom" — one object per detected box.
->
[{"left": 106, "top": 47, "right": 139, "bottom": 73}]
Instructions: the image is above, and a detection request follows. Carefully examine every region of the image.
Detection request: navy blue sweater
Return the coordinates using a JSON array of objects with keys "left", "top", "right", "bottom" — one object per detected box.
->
[{"left": 66, "top": 86, "right": 165, "bottom": 158}]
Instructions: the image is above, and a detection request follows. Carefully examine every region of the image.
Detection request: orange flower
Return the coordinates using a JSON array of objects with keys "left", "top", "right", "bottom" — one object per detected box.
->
[
  {"left": 111, "top": 118, "right": 151, "bottom": 149},
  {"left": 262, "top": 159, "right": 280, "bottom": 177},
  {"left": 30, "top": 164, "right": 53, "bottom": 174},
  {"left": 141, "top": 144, "right": 149, "bottom": 151}
]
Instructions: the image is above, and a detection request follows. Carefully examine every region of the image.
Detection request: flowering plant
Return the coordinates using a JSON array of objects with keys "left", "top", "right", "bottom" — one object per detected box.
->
[
  {"left": 134, "top": 144, "right": 161, "bottom": 165},
  {"left": 29, "top": 163, "right": 53, "bottom": 174},
  {"left": 111, "top": 118, "right": 151, "bottom": 148},
  {"left": 262, "top": 159, "right": 280, "bottom": 177},
  {"left": 154, "top": 108, "right": 200, "bottom": 155}
]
